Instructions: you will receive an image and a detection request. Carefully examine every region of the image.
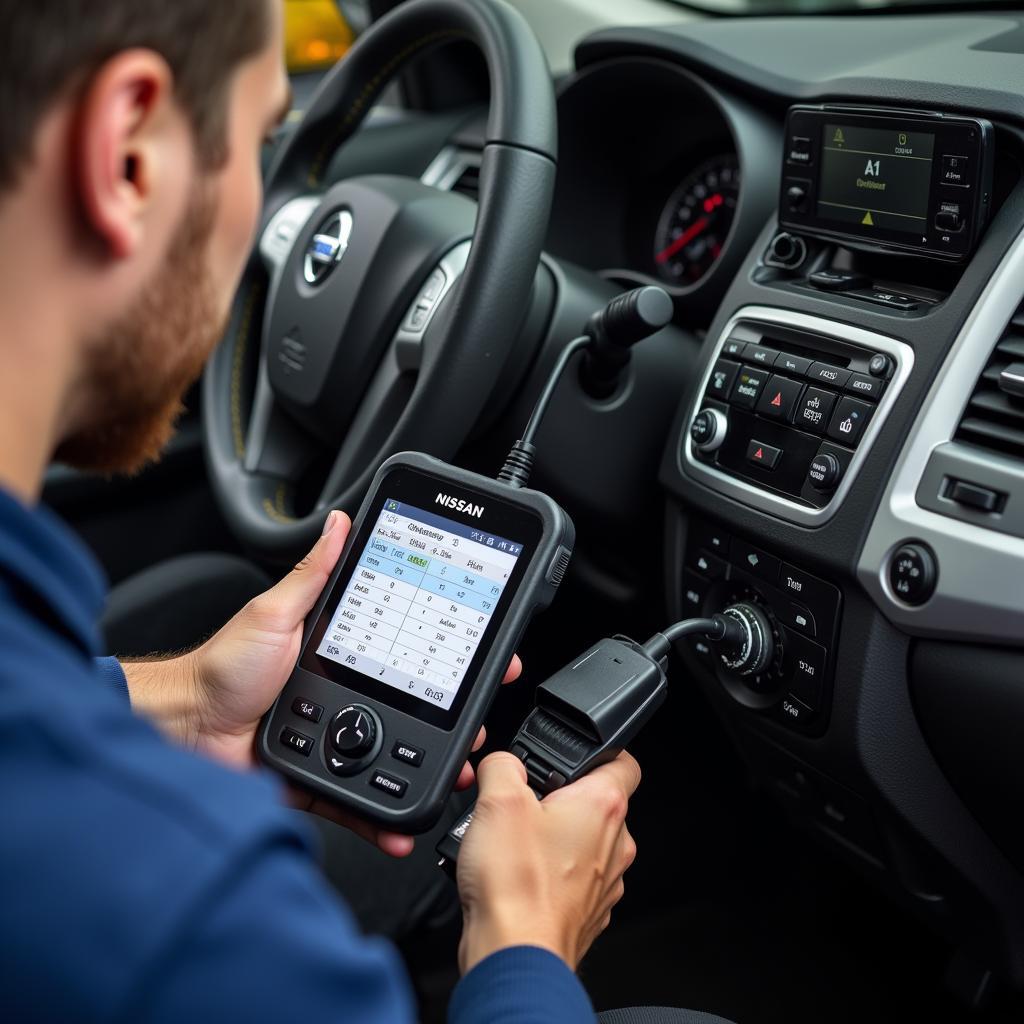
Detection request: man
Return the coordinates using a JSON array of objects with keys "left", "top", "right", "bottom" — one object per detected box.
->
[{"left": 0, "top": 2, "right": 640, "bottom": 1021}]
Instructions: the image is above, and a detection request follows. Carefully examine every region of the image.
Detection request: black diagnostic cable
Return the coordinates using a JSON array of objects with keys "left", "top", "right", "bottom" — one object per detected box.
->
[
  {"left": 497, "top": 286, "right": 674, "bottom": 488},
  {"left": 436, "top": 611, "right": 746, "bottom": 876}
]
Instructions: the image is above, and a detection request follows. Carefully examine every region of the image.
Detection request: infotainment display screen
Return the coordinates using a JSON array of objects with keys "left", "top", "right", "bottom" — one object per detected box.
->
[
  {"left": 817, "top": 123, "right": 935, "bottom": 237},
  {"left": 779, "top": 106, "right": 993, "bottom": 262}
]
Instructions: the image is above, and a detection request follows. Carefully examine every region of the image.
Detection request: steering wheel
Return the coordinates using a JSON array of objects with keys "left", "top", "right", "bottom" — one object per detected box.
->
[{"left": 203, "top": 0, "right": 556, "bottom": 560}]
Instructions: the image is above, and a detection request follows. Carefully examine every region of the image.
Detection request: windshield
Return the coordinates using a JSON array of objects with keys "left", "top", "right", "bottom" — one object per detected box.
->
[{"left": 668, "top": 0, "right": 985, "bottom": 14}]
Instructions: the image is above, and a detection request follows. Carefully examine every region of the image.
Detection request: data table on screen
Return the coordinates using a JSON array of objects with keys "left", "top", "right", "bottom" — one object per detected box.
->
[{"left": 316, "top": 500, "right": 522, "bottom": 710}]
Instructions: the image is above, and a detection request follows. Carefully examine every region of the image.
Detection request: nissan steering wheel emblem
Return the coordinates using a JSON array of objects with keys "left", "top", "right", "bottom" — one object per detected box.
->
[{"left": 303, "top": 209, "right": 353, "bottom": 285}]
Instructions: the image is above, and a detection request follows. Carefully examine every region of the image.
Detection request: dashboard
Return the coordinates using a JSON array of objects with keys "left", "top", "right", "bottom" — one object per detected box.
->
[
  {"left": 393, "top": 9, "right": 1024, "bottom": 999},
  {"left": 534, "top": 10, "right": 1024, "bottom": 996}
]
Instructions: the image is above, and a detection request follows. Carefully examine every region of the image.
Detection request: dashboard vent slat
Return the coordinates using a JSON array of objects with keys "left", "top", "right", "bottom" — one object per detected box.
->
[{"left": 954, "top": 301, "right": 1024, "bottom": 458}]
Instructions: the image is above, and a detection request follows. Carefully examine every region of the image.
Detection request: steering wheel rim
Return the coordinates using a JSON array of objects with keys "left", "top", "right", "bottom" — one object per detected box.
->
[{"left": 203, "top": 0, "right": 556, "bottom": 560}]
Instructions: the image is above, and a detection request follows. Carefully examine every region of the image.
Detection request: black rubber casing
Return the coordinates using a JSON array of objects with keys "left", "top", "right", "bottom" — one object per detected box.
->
[{"left": 258, "top": 452, "right": 574, "bottom": 832}]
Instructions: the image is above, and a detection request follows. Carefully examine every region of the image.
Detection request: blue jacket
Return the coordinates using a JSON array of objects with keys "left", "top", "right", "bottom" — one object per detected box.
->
[{"left": 0, "top": 488, "right": 595, "bottom": 1023}]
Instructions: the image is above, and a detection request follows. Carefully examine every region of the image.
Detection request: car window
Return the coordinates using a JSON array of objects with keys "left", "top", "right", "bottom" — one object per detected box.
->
[{"left": 284, "top": 0, "right": 358, "bottom": 74}]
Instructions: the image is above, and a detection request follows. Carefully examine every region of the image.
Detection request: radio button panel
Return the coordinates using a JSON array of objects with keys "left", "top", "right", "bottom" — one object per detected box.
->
[{"left": 681, "top": 307, "right": 914, "bottom": 526}]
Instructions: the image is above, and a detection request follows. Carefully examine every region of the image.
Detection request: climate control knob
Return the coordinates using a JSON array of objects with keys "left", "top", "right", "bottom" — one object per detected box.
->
[{"left": 717, "top": 602, "right": 774, "bottom": 676}]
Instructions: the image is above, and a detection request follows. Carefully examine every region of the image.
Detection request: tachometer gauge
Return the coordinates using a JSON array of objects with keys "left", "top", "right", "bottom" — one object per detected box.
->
[{"left": 653, "top": 155, "right": 740, "bottom": 285}]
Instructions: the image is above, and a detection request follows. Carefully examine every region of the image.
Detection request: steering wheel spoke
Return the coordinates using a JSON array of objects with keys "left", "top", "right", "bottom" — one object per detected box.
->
[
  {"left": 242, "top": 357, "right": 317, "bottom": 483},
  {"left": 259, "top": 195, "right": 322, "bottom": 274}
]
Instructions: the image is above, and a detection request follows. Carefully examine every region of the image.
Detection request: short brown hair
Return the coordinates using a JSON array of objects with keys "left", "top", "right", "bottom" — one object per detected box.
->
[{"left": 0, "top": 0, "right": 271, "bottom": 190}]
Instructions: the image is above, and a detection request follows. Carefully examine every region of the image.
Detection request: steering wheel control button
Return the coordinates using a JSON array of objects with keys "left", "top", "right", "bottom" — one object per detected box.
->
[
  {"left": 844, "top": 373, "right": 884, "bottom": 401},
  {"left": 370, "top": 771, "right": 408, "bottom": 799},
  {"left": 807, "top": 451, "right": 842, "bottom": 491},
  {"left": 827, "top": 396, "right": 873, "bottom": 446},
  {"left": 774, "top": 352, "right": 812, "bottom": 377},
  {"left": 731, "top": 540, "right": 780, "bottom": 584},
  {"left": 691, "top": 408, "right": 728, "bottom": 454},
  {"left": 391, "top": 742, "right": 424, "bottom": 768},
  {"left": 291, "top": 698, "right": 324, "bottom": 724},
  {"left": 807, "top": 362, "right": 852, "bottom": 389},
  {"left": 755, "top": 374, "right": 804, "bottom": 421},
  {"left": 280, "top": 728, "right": 314, "bottom": 757},
  {"left": 303, "top": 209, "right": 353, "bottom": 286},
  {"left": 746, "top": 439, "right": 782, "bottom": 471},
  {"left": 889, "top": 544, "right": 938, "bottom": 606},
  {"left": 730, "top": 366, "right": 770, "bottom": 409},
  {"left": 868, "top": 352, "right": 893, "bottom": 378},
  {"left": 420, "top": 268, "right": 447, "bottom": 303},
  {"left": 707, "top": 359, "right": 740, "bottom": 400},
  {"left": 329, "top": 706, "right": 377, "bottom": 759}
]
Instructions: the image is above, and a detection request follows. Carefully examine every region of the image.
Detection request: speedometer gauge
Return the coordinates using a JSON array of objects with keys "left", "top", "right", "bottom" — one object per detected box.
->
[{"left": 653, "top": 155, "right": 740, "bottom": 285}]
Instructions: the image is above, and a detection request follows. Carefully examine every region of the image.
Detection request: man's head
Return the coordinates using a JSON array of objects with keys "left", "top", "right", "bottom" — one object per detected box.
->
[{"left": 0, "top": 1, "right": 290, "bottom": 474}]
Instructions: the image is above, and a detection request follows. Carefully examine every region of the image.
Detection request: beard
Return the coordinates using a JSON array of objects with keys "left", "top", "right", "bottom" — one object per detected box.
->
[{"left": 55, "top": 184, "right": 224, "bottom": 475}]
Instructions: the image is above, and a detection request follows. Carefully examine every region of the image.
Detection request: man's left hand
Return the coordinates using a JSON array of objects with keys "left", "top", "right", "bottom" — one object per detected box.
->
[{"left": 123, "top": 510, "right": 521, "bottom": 857}]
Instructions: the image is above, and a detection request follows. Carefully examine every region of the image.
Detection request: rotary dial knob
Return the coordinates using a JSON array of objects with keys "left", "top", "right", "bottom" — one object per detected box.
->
[
  {"left": 718, "top": 602, "right": 774, "bottom": 677},
  {"left": 329, "top": 705, "right": 377, "bottom": 759}
]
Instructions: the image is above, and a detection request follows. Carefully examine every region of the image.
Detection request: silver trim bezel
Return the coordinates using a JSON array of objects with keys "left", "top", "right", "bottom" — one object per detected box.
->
[
  {"left": 680, "top": 306, "right": 915, "bottom": 526},
  {"left": 857, "top": 226, "right": 1024, "bottom": 643}
]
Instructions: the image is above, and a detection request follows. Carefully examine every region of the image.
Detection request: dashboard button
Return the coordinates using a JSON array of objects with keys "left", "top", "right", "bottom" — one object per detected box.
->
[
  {"left": 280, "top": 727, "right": 314, "bottom": 757},
  {"left": 807, "top": 362, "right": 851, "bottom": 388},
  {"left": 949, "top": 480, "right": 1000, "bottom": 512},
  {"left": 722, "top": 337, "right": 747, "bottom": 359},
  {"left": 779, "top": 563, "right": 831, "bottom": 609},
  {"left": 794, "top": 387, "right": 837, "bottom": 434},
  {"left": 787, "top": 136, "right": 813, "bottom": 167},
  {"left": 755, "top": 374, "right": 804, "bottom": 421},
  {"left": 888, "top": 543, "right": 937, "bottom": 605},
  {"left": 731, "top": 540, "right": 780, "bottom": 583},
  {"left": 783, "top": 602, "right": 816, "bottom": 637},
  {"left": 746, "top": 439, "right": 783, "bottom": 470},
  {"left": 681, "top": 571, "right": 709, "bottom": 613},
  {"left": 730, "top": 366, "right": 770, "bottom": 409},
  {"left": 844, "top": 373, "right": 885, "bottom": 401},
  {"left": 827, "top": 396, "right": 873, "bottom": 445},
  {"left": 935, "top": 206, "right": 964, "bottom": 233},
  {"left": 707, "top": 359, "right": 740, "bottom": 400},
  {"left": 852, "top": 289, "right": 920, "bottom": 311},
  {"left": 784, "top": 178, "right": 811, "bottom": 214},
  {"left": 785, "top": 631, "right": 827, "bottom": 711},
  {"left": 869, "top": 353, "right": 893, "bottom": 378},
  {"left": 691, "top": 522, "right": 731, "bottom": 558},
  {"left": 690, "top": 548, "right": 728, "bottom": 580},
  {"left": 745, "top": 344, "right": 780, "bottom": 368},
  {"left": 774, "top": 352, "right": 812, "bottom": 376},
  {"left": 941, "top": 154, "right": 970, "bottom": 187},
  {"left": 807, "top": 451, "right": 842, "bottom": 491}
]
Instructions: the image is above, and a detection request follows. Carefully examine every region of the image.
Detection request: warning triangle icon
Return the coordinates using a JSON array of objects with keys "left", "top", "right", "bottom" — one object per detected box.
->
[
  {"left": 862, "top": 210, "right": 874, "bottom": 226},
  {"left": 770, "top": 392, "right": 782, "bottom": 407},
  {"left": 754, "top": 447, "right": 764, "bottom": 460}
]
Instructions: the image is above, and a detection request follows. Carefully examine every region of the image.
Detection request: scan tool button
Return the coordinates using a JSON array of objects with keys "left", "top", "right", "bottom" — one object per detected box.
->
[
  {"left": 280, "top": 728, "right": 314, "bottom": 757},
  {"left": 370, "top": 771, "right": 408, "bottom": 798},
  {"left": 392, "top": 742, "right": 424, "bottom": 767}
]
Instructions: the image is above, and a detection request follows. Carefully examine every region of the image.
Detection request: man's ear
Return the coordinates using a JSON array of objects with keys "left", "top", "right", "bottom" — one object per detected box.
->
[{"left": 73, "top": 50, "right": 190, "bottom": 260}]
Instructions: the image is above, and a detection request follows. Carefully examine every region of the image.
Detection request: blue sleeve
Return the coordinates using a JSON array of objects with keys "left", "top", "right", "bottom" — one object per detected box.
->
[
  {"left": 449, "top": 946, "right": 595, "bottom": 1024},
  {"left": 120, "top": 830, "right": 417, "bottom": 1024},
  {"left": 95, "top": 655, "right": 130, "bottom": 703}
]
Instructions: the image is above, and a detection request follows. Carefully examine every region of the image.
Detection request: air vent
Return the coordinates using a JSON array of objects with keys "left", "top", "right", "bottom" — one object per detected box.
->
[{"left": 953, "top": 304, "right": 1024, "bottom": 457}]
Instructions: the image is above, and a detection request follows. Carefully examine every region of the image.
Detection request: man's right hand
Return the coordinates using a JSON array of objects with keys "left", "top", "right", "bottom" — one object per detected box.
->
[{"left": 455, "top": 749, "right": 640, "bottom": 974}]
